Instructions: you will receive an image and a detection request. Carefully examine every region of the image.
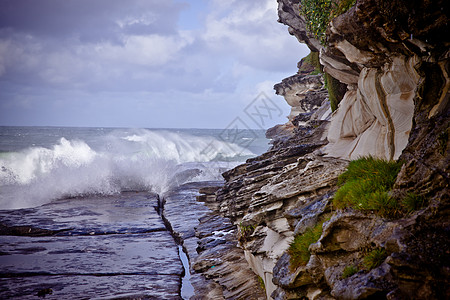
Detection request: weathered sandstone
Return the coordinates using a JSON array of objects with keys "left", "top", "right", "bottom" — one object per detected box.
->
[{"left": 199, "top": 0, "right": 449, "bottom": 299}]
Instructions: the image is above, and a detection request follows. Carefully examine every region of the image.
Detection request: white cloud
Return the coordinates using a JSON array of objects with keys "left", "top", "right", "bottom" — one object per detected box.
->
[
  {"left": 99, "top": 33, "right": 193, "bottom": 67},
  {"left": 202, "top": 0, "right": 307, "bottom": 71}
]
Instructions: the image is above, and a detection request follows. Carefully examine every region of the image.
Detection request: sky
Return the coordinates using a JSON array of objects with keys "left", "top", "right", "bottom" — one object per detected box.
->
[{"left": 0, "top": 0, "right": 309, "bottom": 129}]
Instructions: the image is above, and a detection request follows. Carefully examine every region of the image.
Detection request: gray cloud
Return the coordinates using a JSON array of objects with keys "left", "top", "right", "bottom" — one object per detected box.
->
[
  {"left": 0, "top": 0, "right": 184, "bottom": 42},
  {"left": 0, "top": 0, "right": 308, "bottom": 128}
]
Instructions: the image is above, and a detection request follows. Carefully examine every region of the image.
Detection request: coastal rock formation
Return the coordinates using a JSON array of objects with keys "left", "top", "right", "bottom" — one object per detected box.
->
[
  {"left": 163, "top": 182, "right": 266, "bottom": 300},
  {"left": 274, "top": 75, "right": 328, "bottom": 123},
  {"left": 199, "top": 0, "right": 449, "bottom": 299},
  {"left": 215, "top": 87, "right": 344, "bottom": 298},
  {"left": 326, "top": 55, "right": 419, "bottom": 160}
]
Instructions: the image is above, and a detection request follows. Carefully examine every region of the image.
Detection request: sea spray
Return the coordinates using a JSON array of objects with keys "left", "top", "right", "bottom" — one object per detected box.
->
[{"left": 0, "top": 128, "right": 261, "bottom": 209}]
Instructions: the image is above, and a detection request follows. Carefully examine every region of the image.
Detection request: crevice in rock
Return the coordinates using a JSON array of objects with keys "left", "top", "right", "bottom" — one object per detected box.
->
[
  {"left": 0, "top": 223, "right": 70, "bottom": 237},
  {"left": 375, "top": 69, "right": 396, "bottom": 160},
  {"left": 0, "top": 272, "right": 182, "bottom": 278},
  {"left": 155, "top": 194, "right": 194, "bottom": 300}
]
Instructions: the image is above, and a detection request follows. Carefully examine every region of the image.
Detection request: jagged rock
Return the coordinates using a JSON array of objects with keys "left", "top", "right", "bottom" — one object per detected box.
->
[
  {"left": 274, "top": 74, "right": 326, "bottom": 122},
  {"left": 330, "top": 263, "right": 394, "bottom": 299},
  {"left": 192, "top": 192, "right": 266, "bottom": 300},
  {"left": 316, "top": 211, "right": 398, "bottom": 254},
  {"left": 198, "top": 186, "right": 221, "bottom": 195},
  {"left": 298, "top": 55, "right": 318, "bottom": 75},
  {"left": 216, "top": 111, "right": 347, "bottom": 297},
  {"left": 201, "top": 0, "right": 449, "bottom": 299},
  {"left": 266, "top": 123, "right": 296, "bottom": 144},
  {"left": 277, "top": 0, "right": 322, "bottom": 51},
  {"left": 285, "top": 193, "right": 331, "bottom": 235}
]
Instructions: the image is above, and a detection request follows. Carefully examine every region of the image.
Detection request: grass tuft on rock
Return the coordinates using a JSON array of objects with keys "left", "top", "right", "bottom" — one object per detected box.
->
[
  {"left": 333, "top": 156, "right": 403, "bottom": 217},
  {"left": 342, "top": 265, "right": 359, "bottom": 279},
  {"left": 257, "top": 275, "right": 266, "bottom": 292},
  {"left": 238, "top": 223, "right": 256, "bottom": 243},
  {"left": 363, "top": 248, "right": 387, "bottom": 270},
  {"left": 288, "top": 221, "right": 324, "bottom": 270},
  {"left": 401, "top": 192, "right": 426, "bottom": 213}
]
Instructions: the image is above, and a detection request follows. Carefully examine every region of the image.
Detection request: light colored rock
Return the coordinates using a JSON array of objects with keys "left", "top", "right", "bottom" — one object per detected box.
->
[
  {"left": 326, "top": 55, "right": 419, "bottom": 160},
  {"left": 245, "top": 250, "right": 277, "bottom": 299},
  {"left": 274, "top": 75, "right": 326, "bottom": 122},
  {"left": 329, "top": 22, "right": 375, "bottom": 67},
  {"left": 320, "top": 48, "right": 360, "bottom": 85}
]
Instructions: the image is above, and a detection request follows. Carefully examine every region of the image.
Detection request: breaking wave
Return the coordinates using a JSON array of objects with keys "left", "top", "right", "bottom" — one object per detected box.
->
[{"left": 0, "top": 129, "right": 255, "bottom": 209}]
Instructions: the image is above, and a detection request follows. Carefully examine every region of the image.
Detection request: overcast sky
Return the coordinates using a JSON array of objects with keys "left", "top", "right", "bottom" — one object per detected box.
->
[{"left": 0, "top": 0, "right": 308, "bottom": 129}]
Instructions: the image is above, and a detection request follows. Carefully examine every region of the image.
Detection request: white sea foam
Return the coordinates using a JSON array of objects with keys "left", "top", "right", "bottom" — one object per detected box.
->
[{"left": 0, "top": 129, "right": 254, "bottom": 209}]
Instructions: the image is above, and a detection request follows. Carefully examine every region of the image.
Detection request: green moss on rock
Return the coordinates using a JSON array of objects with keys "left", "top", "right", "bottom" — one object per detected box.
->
[{"left": 324, "top": 72, "right": 347, "bottom": 112}]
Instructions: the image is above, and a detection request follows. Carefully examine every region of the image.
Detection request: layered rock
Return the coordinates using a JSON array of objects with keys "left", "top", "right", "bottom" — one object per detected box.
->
[
  {"left": 206, "top": 0, "right": 449, "bottom": 299},
  {"left": 274, "top": 74, "right": 328, "bottom": 123},
  {"left": 326, "top": 55, "right": 419, "bottom": 160},
  {"left": 216, "top": 87, "right": 344, "bottom": 298},
  {"left": 162, "top": 182, "right": 266, "bottom": 300},
  {"left": 277, "top": 0, "right": 448, "bottom": 162}
]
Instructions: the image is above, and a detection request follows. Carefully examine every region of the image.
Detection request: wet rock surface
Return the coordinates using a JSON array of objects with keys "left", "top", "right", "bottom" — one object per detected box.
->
[
  {"left": 0, "top": 275, "right": 181, "bottom": 299},
  {"left": 0, "top": 192, "right": 182, "bottom": 299},
  {"left": 164, "top": 181, "right": 266, "bottom": 300},
  {"left": 0, "top": 181, "right": 269, "bottom": 300}
]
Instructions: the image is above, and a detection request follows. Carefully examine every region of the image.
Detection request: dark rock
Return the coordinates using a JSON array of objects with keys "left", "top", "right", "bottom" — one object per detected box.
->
[
  {"left": 37, "top": 288, "right": 53, "bottom": 298},
  {"left": 198, "top": 186, "right": 222, "bottom": 195},
  {"left": 0, "top": 223, "right": 64, "bottom": 237}
]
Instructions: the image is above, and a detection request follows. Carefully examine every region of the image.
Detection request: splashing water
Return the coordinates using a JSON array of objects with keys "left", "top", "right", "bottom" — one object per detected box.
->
[{"left": 0, "top": 128, "right": 261, "bottom": 209}]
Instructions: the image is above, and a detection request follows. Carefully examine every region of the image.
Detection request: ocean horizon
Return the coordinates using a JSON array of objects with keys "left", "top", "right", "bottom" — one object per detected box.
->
[{"left": 0, "top": 126, "right": 269, "bottom": 210}]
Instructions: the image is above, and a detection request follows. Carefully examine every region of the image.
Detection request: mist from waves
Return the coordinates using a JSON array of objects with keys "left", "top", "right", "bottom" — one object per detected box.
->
[{"left": 0, "top": 128, "right": 264, "bottom": 209}]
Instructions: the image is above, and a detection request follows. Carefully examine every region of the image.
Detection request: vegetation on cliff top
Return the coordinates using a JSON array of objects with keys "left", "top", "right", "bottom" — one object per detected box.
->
[{"left": 299, "top": 0, "right": 357, "bottom": 44}]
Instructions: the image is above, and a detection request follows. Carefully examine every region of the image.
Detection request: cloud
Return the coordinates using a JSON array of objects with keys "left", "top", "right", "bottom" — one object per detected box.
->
[
  {"left": 202, "top": 0, "right": 305, "bottom": 72},
  {"left": 0, "top": 0, "right": 308, "bottom": 128},
  {"left": 0, "top": 0, "right": 184, "bottom": 42}
]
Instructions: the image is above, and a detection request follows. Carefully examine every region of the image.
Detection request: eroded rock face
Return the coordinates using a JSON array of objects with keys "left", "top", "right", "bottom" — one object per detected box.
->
[
  {"left": 326, "top": 55, "right": 419, "bottom": 160},
  {"left": 277, "top": 0, "right": 447, "bottom": 162},
  {"left": 208, "top": 0, "right": 449, "bottom": 299},
  {"left": 216, "top": 90, "right": 347, "bottom": 297},
  {"left": 274, "top": 75, "right": 327, "bottom": 122}
]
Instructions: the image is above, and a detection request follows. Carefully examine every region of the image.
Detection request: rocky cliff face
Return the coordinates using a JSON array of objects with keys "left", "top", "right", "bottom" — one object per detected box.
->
[{"left": 208, "top": 0, "right": 449, "bottom": 299}]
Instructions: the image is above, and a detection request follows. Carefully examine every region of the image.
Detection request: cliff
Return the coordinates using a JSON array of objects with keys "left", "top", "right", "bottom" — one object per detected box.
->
[{"left": 198, "top": 0, "right": 449, "bottom": 299}]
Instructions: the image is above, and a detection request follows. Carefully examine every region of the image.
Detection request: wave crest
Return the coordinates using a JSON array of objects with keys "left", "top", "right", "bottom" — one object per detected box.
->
[{"left": 0, "top": 129, "right": 254, "bottom": 209}]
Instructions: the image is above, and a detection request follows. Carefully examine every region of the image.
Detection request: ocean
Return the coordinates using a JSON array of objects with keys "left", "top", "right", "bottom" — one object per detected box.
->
[
  {"left": 0, "top": 126, "right": 268, "bottom": 210},
  {"left": 0, "top": 126, "right": 269, "bottom": 299}
]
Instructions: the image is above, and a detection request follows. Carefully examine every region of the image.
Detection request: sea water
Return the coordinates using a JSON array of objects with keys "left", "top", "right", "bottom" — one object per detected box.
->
[
  {"left": 0, "top": 126, "right": 269, "bottom": 299},
  {"left": 0, "top": 126, "right": 268, "bottom": 210}
]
